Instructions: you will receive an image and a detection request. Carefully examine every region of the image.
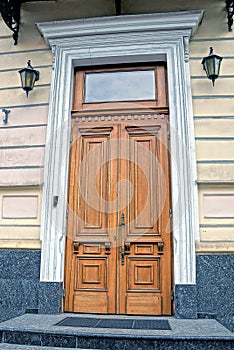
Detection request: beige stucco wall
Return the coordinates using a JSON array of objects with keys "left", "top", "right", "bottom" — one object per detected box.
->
[
  {"left": 0, "top": 186, "right": 41, "bottom": 248},
  {"left": 0, "top": 0, "right": 233, "bottom": 252}
]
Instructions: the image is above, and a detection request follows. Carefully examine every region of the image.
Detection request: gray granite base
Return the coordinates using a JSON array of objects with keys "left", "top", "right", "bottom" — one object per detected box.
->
[
  {"left": 0, "top": 250, "right": 63, "bottom": 320},
  {"left": 38, "top": 282, "right": 63, "bottom": 314},
  {"left": 174, "top": 284, "right": 197, "bottom": 319},
  {"left": 0, "top": 249, "right": 233, "bottom": 333},
  {"left": 0, "top": 250, "right": 40, "bottom": 323},
  {"left": 196, "top": 254, "right": 234, "bottom": 332},
  {"left": 1, "top": 333, "right": 234, "bottom": 350}
]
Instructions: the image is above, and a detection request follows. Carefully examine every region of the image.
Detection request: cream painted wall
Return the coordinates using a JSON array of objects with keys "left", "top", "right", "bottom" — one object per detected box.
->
[
  {"left": 0, "top": 0, "right": 233, "bottom": 251},
  {"left": 0, "top": 187, "right": 41, "bottom": 248}
]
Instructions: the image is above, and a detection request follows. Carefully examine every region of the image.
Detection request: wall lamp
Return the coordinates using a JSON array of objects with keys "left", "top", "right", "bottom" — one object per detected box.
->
[
  {"left": 18, "top": 60, "right": 40, "bottom": 97},
  {"left": 201, "top": 47, "right": 223, "bottom": 86}
]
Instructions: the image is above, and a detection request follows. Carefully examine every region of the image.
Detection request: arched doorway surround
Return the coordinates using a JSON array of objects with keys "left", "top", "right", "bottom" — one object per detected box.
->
[{"left": 37, "top": 10, "right": 204, "bottom": 318}]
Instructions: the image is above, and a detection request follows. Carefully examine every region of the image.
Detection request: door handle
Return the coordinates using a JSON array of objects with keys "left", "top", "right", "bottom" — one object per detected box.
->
[
  {"left": 119, "top": 213, "right": 131, "bottom": 265},
  {"left": 120, "top": 213, "right": 125, "bottom": 265}
]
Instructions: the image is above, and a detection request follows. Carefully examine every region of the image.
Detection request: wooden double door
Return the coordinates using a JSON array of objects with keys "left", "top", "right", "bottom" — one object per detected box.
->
[{"left": 64, "top": 114, "right": 172, "bottom": 315}]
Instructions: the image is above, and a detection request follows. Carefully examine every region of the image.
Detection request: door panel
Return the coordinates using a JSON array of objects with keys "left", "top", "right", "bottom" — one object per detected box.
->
[
  {"left": 125, "top": 126, "right": 162, "bottom": 236},
  {"left": 78, "top": 129, "right": 112, "bottom": 235},
  {"left": 65, "top": 125, "right": 118, "bottom": 314},
  {"left": 65, "top": 114, "right": 172, "bottom": 315},
  {"left": 118, "top": 122, "right": 171, "bottom": 315}
]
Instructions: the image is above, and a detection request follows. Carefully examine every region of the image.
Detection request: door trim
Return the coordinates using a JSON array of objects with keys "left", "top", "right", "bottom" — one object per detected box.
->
[{"left": 37, "top": 11, "right": 203, "bottom": 286}]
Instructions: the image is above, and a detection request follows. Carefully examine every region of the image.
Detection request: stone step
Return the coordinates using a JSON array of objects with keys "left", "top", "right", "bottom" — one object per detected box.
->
[
  {"left": 0, "top": 314, "right": 233, "bottom": 350},
  {"left": 0, "top": 345, "right": 94, "bottom": 350},
  {"left": 1, "top": 331, "right": 233, "bottom": 350}
]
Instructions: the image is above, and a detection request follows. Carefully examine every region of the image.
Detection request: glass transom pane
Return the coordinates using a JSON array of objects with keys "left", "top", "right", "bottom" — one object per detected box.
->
[{"left": 84, "top": 70, "right": 156, "bottom": 103}]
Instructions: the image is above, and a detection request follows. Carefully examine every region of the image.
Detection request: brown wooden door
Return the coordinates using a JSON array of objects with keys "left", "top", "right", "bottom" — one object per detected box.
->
[{"left": 64, "top": 114, "right": 172, "bottom": 315}]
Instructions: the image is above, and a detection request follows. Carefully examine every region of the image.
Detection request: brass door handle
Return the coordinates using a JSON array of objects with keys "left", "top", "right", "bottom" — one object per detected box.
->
[
  {"left": 119, "top": 213, "right": 131, "bottom": 265},
  {"left": 120, "top": 213, "right": 125, "bottom": 265},
  {"left": 121, "top": 247, "right": 125, "bottom": 265}
]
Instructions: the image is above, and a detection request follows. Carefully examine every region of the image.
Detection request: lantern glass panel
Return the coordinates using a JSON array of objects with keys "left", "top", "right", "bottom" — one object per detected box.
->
[
  {"left": 20, "top": 70, "right": 26, "bottom": 88},
  {"left": 206, "top": 58, "right": 215, "bottom": 76},
  {"left": 214, "top": 57, "right": 221, "bottom": 75},
  {"left": 26, "top": 71, "right": 36, "bottom": 90}
]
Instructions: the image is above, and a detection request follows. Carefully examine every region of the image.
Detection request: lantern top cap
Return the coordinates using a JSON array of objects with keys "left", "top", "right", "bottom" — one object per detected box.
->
[
  {"left": 27, "top": 60, "right": 33, "bottom": 68},
  {"left": 201, "top": 47, "right": 223, "bottom": 64},
  {"left": 19, "top": 60, "right": 38, "bottom": 74}
]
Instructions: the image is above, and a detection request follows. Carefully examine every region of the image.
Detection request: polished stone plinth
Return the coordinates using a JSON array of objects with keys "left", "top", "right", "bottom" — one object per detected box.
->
[
  {"left": 196, "top": 254, "right": 234, "bottom": 332},
  {"left": 174, "top": 284, "right": 197, "bottom": 319},
  {"left": 38, "top": 282, "right": 63, "bottom": 315},
  {"left": 0, "top": 250, "right": 40, "bottom": 323}
]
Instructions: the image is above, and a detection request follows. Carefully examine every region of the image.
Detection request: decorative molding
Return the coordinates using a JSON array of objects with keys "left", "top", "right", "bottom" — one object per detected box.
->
[
  {"left": 73, "top": 113, "right": 166, "bottom": 124},
  {"left": 37, "top": 11, "right": 204, "bottom": 43},
  {"left": 51, "top": 45, "right": 56, "bottom": 71},
  {"left": 183, "top": 36, "right": 190, "bottom": 62},
  {"left": 37, "top": 11, "right": 203, "bottom": 284},
  {"left": 2, "top": 195, "right": 38, "bottom": 219}
]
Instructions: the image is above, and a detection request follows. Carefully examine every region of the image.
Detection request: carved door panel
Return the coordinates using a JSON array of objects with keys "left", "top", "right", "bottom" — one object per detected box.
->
[{"left": 64, "top": 115, "right": 172, "bottom": 315}]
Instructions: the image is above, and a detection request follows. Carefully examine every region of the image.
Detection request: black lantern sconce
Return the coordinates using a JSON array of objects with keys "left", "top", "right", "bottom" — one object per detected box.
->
[
  {"left": 18, "top": 60, "right": 40, "bottom": 97},
  {"left": 201, "top": 47, "right": 223, "bottom": 86}
]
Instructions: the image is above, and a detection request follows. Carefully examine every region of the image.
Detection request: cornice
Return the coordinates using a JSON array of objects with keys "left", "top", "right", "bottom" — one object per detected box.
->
[{"left": 37, "top": 11, "right": 204, "bottom": 45}]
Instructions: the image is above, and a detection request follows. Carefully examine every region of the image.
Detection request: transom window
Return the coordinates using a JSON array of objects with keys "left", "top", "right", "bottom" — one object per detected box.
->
[
  {"left": 73, "top": 65, "right": 167, "bottom": 111},
  {"left": 84, "top": 70, "right": 156, "bottom": 103}
]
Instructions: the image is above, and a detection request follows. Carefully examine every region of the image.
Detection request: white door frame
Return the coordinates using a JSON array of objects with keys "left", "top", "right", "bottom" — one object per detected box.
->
[{"left": 37, "top": 11, "right": 204, "bottom": 286}]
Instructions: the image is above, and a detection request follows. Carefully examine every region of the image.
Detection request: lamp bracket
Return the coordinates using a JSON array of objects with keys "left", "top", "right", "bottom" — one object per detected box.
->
[
  {"left": 115, "top": 0, "right": 121, "bottom": 15},
  {"left": 226, "top": 0, "right": 234, "bottom": 31},
  {"left": 2, "top": 108, "right": 11, "bottom": 124},
  {"left": 0, "top": 0, "right": 122, "bottom": 45},
  {"left": 0, "top": 0, "right": 52, "bottom": 45},
  {"left": 0, "top": 0, "right": 21, "bottom": 45}
]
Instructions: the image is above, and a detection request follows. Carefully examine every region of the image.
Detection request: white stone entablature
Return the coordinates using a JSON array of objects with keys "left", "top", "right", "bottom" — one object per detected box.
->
[{"left": 37, "top": 10, "right": 204, "bottom": 284}]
